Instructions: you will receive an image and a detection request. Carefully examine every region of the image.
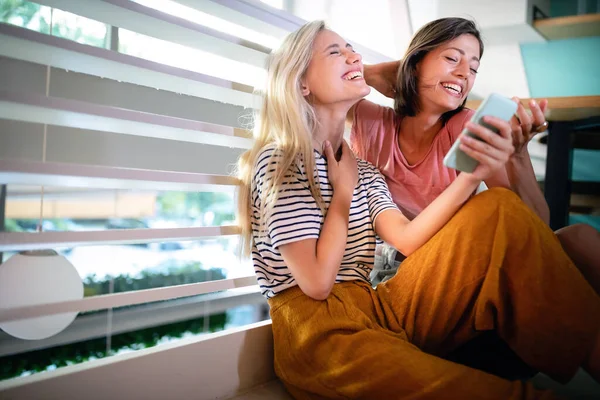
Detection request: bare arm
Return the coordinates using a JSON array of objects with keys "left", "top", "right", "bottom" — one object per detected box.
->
[
  {"left": 378, "top": 115, "right": 515, "bottom": 256},
  {"left": 376, "top": 174, "right": 480, "bottom": 256},
  {"left": 346, "top": 61, "right": 401, "bottom": 126},
  {"left": 364, "top": 61, "right": 401, "bottom": 99},
  {"left": 278, "top": 193, "right": 352, "bottom": 300},
  {"left": 485, "top": 150, "right": 550, "bottom": 224},
  {"left": 485, "top": 97, "right": 550, "bottom": 224},
  {"left": 278, "top": 141, "right": 357, "bottom": 300}
]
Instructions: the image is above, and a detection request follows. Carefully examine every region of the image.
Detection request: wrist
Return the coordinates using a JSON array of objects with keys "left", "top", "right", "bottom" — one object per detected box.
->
[
  {"left": 458, "top": 172, "right": 482, "bottom": 188},
  {"left": 332, "top": 188, "right": 353, "bottom": 206},
  {"left": 363, "top": 64, "right": 376, "bottom": 85},
  {"left": 512, "top": 146, "right": 530, "bottom": 161}
]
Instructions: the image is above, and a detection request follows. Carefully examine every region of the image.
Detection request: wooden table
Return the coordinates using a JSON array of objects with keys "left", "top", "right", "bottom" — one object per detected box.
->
[{"left": 466, "top": 96, "right": 600, "bottom": 229}]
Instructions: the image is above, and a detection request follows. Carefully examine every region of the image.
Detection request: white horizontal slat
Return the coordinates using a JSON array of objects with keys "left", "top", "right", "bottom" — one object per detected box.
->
[
  {"left": 0, "top": 275, "right": 258, "bottom": 323},
  {"left": 0, "top": 287, "right": 264, "bottom": 357},
  {"left": 36, "top": 0, "right": 269, "bottom": 68},
  {"left": 176, "top": 0, "right": 289, "bottom": 39},
  {"left": 0, "top": 159, "right": 240, "bottom": 192},
  {"left": 0, "top": 320, "right": 276, "bottom": 400},
  {"left": 0, "top": 90, "right": 253, "bottom": 149},
  {"left": 205, "top": 0, "right": 394, "bottom": 64},
  {"left": 0, "top": 24, "right": 257, "bottom": 108},
  {"left": 0, "top": 226, "right": 241, "bottom": 252},
  {"left": 6, "top": 187, "right": 144, "bottom": 200}
]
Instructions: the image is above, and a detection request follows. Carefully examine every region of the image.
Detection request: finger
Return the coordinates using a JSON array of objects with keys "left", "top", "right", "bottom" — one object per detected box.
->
[
  {"left": 509, "top": 115, "right": 524, "bottom": 142},
  {"left": 514, "top": 96, "right": 532, "bottom": 134},
  {"left": 461, "top": 134, "right": 513, "bottom": 162},
  {"left": 460, "top": 142, "right": 505, "bottom": 167},
  {"left": 509, "top": 115, "right": 521, "bottom": 131},
  {"left": 322, "top": 140, "right": 336, "bottom": 161},
  {"left": 529, "top": 98, "right": 546, "bottom": 127},
  {"left": 341, "top": 139, "right": 353, "bottom": 154},
  {"left": 539, "top": 98, "right": 548, "bottom": 115},
  {"left": 466, "top": 118, "right": 512, "bottom": 145}
]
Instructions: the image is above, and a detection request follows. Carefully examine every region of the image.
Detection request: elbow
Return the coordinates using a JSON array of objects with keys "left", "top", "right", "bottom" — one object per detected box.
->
[
  {"left": 395, "top": 242, "right": 417, "bottom": 258},
  {"left": 299, "top": 280, "right": 334, "bottom": 301},
  {"left": 306, "top": 290, "right": 330, "bottom": 301}
]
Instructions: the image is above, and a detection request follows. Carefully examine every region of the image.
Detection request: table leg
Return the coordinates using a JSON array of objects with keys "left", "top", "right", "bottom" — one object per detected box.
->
[{"left": 544, "top": 121, "right": 574, "bottom": 230}]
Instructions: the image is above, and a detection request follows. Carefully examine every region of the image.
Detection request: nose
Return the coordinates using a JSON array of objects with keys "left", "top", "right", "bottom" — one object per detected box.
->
[
  {"left": 454, "top": 60, "right": 470, "bottom": 78},
  {"left": 344, "top": 48, "right": 362, "bottom": 64}
]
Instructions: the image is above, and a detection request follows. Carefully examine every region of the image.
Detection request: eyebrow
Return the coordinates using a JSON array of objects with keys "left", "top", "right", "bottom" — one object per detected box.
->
[
  {"left": 324, "top": 43, "right": 354, "bottom": 53},
  {"left": 447, "top": 46, "right": 480, "bottom": 63}
]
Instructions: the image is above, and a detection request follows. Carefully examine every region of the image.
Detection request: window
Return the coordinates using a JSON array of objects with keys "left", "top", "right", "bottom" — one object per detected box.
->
[
  {"left": 1, "top": 186, "right": 259, "bottom": 381},
  {"left": 1, "top": 0, "right": 262, "bottom": 382},
  {"left": 1, "top": 0, "right": 110, "bottom": 48}
]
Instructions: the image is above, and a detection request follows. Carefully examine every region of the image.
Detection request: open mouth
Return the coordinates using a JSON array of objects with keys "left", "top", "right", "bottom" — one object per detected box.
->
[
  {"left": 343, "top": 71, "right": 363, "bottom": 81},
  {"left": 440, "top": 82, "right": 463, "bottom": 97}
]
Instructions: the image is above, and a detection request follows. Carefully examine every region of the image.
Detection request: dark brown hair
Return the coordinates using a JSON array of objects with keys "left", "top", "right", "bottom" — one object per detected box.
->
[{"left": 394, "top": 17, "right": 484, "bottom": 124}]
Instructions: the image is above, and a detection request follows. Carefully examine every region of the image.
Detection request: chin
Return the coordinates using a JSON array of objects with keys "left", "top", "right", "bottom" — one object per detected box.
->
[
  {"left": 352, "top": 85, "right": 370, "bottom": 101},
  {"left": 440, "top": 97, "right": 464, "bottom": 112}
]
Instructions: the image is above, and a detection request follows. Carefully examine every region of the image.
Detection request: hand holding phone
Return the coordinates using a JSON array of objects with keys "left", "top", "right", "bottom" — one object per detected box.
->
[{"left": 443, "top": 93, "right": 518, "bottom": 173}]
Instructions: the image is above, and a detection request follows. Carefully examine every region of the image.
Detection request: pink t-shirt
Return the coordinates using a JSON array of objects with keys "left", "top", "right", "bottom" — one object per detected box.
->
[{"left": 350, "top": 100, "right": 475, "bottom": 220}]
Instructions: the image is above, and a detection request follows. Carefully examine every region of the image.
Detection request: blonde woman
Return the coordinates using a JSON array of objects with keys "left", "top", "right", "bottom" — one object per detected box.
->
[{"left": 237, "top": 20, "right": 600, "bottom": 399}]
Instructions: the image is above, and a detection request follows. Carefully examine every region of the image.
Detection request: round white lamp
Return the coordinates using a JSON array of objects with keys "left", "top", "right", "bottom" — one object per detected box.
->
[{"left": 0, "top": 250, "right": 83, "bottom": 340}]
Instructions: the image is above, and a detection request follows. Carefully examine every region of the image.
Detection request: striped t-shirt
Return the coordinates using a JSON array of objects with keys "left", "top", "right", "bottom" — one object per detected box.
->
[{"left": 251, "top": 144, "right": 399, "bottom": 299}]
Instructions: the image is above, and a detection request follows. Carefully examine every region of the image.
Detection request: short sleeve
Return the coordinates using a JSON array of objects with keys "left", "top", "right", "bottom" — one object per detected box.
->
[
  {"left": 350, "top": 99, "right": 396, "bottom": 161},
  {"left": 447, "top": 108, "right": 475, "bottom": 142},
  {"left": 253, "top": 148, "right": 322, "bottom": 249},
  {"left": 360, "top": 162, "right": 400, "bottom": 224}
]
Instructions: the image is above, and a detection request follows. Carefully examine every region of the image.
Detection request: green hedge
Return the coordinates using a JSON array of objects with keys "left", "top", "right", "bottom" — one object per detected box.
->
[
  {"left": 0, "top": 313, "right": 227, "bottom": 380},
  {"left": 83, "top": 262, "right": 226, "bottom": 296},
  {"left": 1, "top": 264, "right": 229, "bottom": 381}
]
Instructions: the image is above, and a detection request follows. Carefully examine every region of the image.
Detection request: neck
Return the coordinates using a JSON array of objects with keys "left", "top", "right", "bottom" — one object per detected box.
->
[
  {"left": 312, "top": 104, "right": 349, "bottom": 156},
  {"left": 400, "top": 110, "right": 444, "bottom": 148}
]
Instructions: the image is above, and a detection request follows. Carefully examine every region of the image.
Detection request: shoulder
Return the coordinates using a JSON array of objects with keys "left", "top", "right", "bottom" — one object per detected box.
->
[
  {"left": 255, "top": 144, "right": 281, "bottom": 170},
  {"left": 252, "top": 144, "right": 298, "bottom": 192},
  {"left": 354, "top": 99, "right": 397, "bottom": 125},
  {"left": 446, "top": 108, "right": 475, "bottom": 140},
  {"left": 357, "top": 158, "right": 385, "bottom": 180},
  {"left": 357, "top": 158, "right": 379, "bottom": 172},
  {"left": 351, "top": 99, "right": 398, "bottom": 158}
]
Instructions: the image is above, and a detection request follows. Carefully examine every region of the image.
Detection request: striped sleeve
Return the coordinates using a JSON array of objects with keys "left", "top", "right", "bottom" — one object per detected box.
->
[
  {"left": 362, "top": 164, "right": 399, "bottom": 223},
  {"left": 253, "top": 148, "right": 322, "bottom": 249}
]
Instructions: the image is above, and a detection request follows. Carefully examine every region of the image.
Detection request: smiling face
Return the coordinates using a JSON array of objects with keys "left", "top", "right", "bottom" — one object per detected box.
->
[
  {"left": 301, "top": 29, "right": 371, "bottom": 107},
  {"left": 417, "top": 34, "right": 481, "bottom": 114}
]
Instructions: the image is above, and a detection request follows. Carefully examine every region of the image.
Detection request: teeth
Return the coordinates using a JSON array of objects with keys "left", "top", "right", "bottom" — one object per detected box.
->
[
  {"left": 442, "top": 83, "right": 462, "bottom": 94},
  {"left": 345, "top": 71, "right": 363, "bottom": 80}
]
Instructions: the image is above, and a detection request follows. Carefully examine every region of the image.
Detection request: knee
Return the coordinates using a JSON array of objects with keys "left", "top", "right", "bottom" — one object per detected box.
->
[
  {"left": 556, "top": 223, "right": 599, "bottom": 247},
  {"left": 464, "top": 187, "right": 525, "bottom": 217},
  {"left": 475, "top": 187, "right": 520, "bottom": 203}
]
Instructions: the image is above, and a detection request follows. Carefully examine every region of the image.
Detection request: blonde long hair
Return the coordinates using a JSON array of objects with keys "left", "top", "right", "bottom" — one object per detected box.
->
[{"left": 236, "top": 20, "right": 327, "bottom": 257}]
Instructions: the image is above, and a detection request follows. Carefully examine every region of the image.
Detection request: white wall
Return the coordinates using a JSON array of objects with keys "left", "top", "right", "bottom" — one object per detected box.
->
[
  {"left": 289, "top": 0, "right": 411, "bottom": 59},
  {"left": 472, "top": 44, "right": 531, "bottom": 98},
  {"left": 406, "top": 0, "right": 544, "bottom": 99}
]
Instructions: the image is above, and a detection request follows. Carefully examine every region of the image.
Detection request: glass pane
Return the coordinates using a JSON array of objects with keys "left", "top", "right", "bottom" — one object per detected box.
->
[
  {"left": 4, "top": 185, "right": 250, "bottom": 282},
  {"left": 0, "top": 1, "right": 110, "bottom": 48},
  {"left": 50, "top": 7, "right": 109, "bottom": 48},
  {"left": 0, "top": 0, "right": 51, "bottom": 33}
]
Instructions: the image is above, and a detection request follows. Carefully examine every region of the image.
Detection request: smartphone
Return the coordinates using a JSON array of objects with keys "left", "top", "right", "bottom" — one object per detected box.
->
[{"left": 443, "top": 93, "right": 518, "bottom": 173}]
